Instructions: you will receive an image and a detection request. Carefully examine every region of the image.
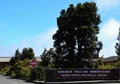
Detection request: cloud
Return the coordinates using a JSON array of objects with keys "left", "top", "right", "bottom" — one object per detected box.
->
[
  {"left": 95, "top": 0, "right": 120, "bottom": 11},
  {"left": 0, "top": 27, "right": 57, "bottom": 56},
  {"left": 100, "top": 41, "right": 116, "bottom": 58},
  {"left": 1, "top": 20, "right": 120, "bottom": 58},
  {"left": 98, "top": 18, "right": 120, "bottom": 57},
  {"left": 99, "top": 18, "right": 120, "bottom": 43},
  {"left": 14, "top": 27, "right": 57, "bottom": 56}
]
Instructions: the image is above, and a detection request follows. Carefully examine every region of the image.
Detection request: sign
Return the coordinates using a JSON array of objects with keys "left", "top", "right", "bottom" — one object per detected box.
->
[
  {"left": 30, "top": 59, "right": 37, "bottom": 68},
  {"left": 45, "top": 69, "right": 119, "bottom": 82}
]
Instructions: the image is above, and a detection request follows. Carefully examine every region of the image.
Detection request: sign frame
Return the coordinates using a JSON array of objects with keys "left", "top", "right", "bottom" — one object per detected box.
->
[{"left": 45, "top": 68, "right": 119, "bottom": 82}]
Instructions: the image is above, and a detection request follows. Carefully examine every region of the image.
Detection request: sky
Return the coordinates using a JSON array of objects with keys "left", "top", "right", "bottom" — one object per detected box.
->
[{"left": 0, "top": 0, "right": 120, "bottom": 58}]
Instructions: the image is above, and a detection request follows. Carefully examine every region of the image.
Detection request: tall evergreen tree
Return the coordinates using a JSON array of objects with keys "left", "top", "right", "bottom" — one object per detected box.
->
[
  {"left": 9, "top": 48, "right": 35, "bottom": 65},
  {"left": 21, "top": 47, "right": 34, "bottom": 60},
  {"left": 14, "top": 49, "right": 22, "bottom": 61},
  {"left": 9, "top": 49, "right": 21, "bottom": 65},
  {"left": 115, "top": 28, "right": 120, "bottom": 61},
  {"left": 53, "top": 2, "right": 102, "bottom": 68},
  {"left": 9, "top": 56, "right": 16, "bottom": 66},
  {"left": 40, "top": 48, "right": 53, "bottom": 67}
]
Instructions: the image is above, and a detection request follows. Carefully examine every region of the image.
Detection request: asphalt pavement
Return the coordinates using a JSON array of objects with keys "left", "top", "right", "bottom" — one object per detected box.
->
[{"left": 0, "top": 74, "right": 34, "bottom": 84}]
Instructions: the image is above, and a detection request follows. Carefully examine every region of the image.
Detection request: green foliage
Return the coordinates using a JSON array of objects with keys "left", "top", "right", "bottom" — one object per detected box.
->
[
  {"left": 9, "top": 59, "right": 30, "bottom": 78},
  {"left": 41, "top": 48, "right": 53, "bottom": 68},
  {"left": 98, "top": 61, "right": 120, "bottom": 69},
  {"left": 95, "top": 57, "right": 103, "bottom": 68},
  {"left": 0, "top": 66, "right": 11, "bottom": 75},
  {"left": 6, "top": 59, "right": 31, "bottom": 78},
  {"left": 15, "top": 49, "right": 22, "bottom": 61},
  {"left": 3, "top": 47, "right": 46, "bottom": 81},
  {"left": 9, "top": 48, "right": 35, "bottom": 66},
  {"left": 48, "top": 61, "right": 54, "bottom": 68},
  {"left": 30, "top": 68, "right": 37, "bottom": 80},
  {"left": 9, "top": 56, "right": 16, "bottom": 66},
  {"left": 114, "top": 62, "right": 120, "bottom": 68},
  {"left": 30, "top": 64, "right": 45, "bottom": 81},
  {"left": 1, "top": 57, "right": 46, "bottom": 81},
  {"left": 98, "top": 64, "right": 115, "bottom": 69},
  {"left": 115, "top": 28, "right": 120, "bottom": 61},
  {"left": 9, "top": 49, "right": 21, "bottom": 66},
  {"left": 53, "top": 2, "right": 102, "bottom": 68},
  {"left": 22, "top": 47, "right": 34, "bottom": 60}
]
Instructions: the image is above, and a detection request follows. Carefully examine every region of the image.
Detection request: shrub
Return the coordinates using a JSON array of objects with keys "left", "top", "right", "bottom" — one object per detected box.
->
[
  {"left": 0, "top": 66, "right": 10, "bottom": 75},
  {"left": 21, "top": 66, "right": 31, "bottom": 79},
  {"left": 114, "top": 62, "right": 120, "bottom": 68},
  {"left": 30, "top": 68, "right": 37, "bottom": 80},
  {"left": 1, "top": 58, "right": 45, "bottom": 81},
  {"left": 98, "top": 63, "right": 115, "bottom": 69}
]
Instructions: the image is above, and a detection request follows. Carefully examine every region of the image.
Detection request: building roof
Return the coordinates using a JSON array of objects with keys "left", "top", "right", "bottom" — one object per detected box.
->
[
  {"left": 0, "top": 57, "right": 41, "bottom": 62},
  {"left": 36, "top": 57, "right": 41, "bottom": 61},
  {"left": 103, "top": 56, "right": 119, "bottom": 62},
  {"left": 0, "top": 57, "right": 11, "bottom": 62}
]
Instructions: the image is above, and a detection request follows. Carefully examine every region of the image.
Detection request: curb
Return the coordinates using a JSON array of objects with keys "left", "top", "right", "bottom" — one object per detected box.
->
[{"left": 38, "top": 80, "right": 120, "bottom": 84}]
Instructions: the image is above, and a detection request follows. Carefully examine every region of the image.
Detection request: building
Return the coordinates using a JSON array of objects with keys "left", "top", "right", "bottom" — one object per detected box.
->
[
  {"left": 0, "top": 57, "right": 41, "bottom": 69},
  {"left": 103, "top": 56, "right": 119, "bottom": 64},
  {"left": 0, "top": 57, "right": 11, "bottom": 69}
]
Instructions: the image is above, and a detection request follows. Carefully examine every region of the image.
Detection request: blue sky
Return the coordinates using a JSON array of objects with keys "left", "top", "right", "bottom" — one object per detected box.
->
[{"left": 0, "top": 0, "right": 120, "bottom": 57}]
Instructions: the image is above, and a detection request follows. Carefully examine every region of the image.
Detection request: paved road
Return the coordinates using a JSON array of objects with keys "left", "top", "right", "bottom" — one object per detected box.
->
[{"left": 0, "top": 75, "right": 35, "bottom": 84}]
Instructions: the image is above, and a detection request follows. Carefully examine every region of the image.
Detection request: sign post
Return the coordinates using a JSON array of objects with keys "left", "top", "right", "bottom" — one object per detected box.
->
[{"left": 30, "top": 59, "right": 37, "bottom": 68}]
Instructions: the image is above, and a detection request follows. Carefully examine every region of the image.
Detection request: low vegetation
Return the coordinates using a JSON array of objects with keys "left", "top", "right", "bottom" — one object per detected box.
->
[
  {"left": 96, "top": 57, "right": 120, "bottom": 69},
  {"left": 1, "top": 48, "right": 120, "bottom": 81},
  {"left": 0, "top": 48, "right": 45, "bottom": 81}
]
